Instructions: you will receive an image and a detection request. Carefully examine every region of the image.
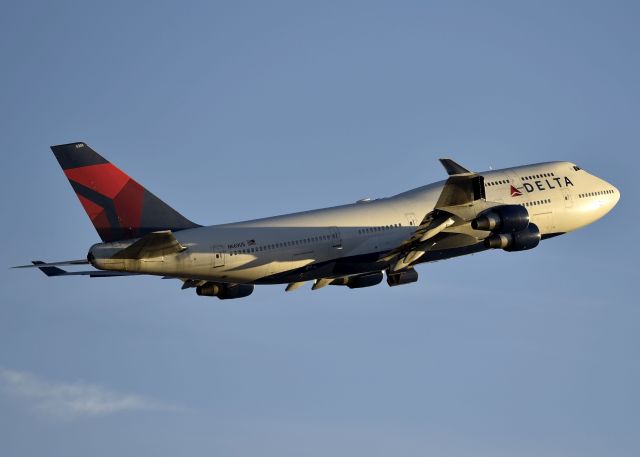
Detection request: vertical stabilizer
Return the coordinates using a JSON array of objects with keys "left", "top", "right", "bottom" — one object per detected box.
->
[{"left": 51, "top": 142, "right": 200, "bottom": 242}]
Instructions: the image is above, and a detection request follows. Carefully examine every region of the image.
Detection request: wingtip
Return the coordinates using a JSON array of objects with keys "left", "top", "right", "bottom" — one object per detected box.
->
[
  {"left": 439, "top": 158, "right": 472, "bottom": 175},
  {"left": 12, "top": 261, "right": 44, "bottom": 269}
]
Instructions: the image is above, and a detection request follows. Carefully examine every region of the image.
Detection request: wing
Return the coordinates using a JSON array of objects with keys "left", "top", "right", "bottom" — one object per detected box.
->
[{"left": 384, "top": 158, "right": 502, "bottom": 271}]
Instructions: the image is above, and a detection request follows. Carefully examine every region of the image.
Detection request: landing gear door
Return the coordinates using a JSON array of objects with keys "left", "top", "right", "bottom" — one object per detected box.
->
[{"left": 212, "top": 245, "right": 225, "bottom": 268}]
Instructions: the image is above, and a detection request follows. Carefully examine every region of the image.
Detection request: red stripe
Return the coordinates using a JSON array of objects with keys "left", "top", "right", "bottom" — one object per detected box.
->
[
  {"left": 113, "top": 180, "right": 145, "bottom": 236},
  {"left": 92, "top": 210, "right": 112, "bottom": 241},
  {"left": 65, "top": 163, "right": 130, "bottom": 198},
  {"left": 77, "top": 195, "right": 104, "bottom": 220}
]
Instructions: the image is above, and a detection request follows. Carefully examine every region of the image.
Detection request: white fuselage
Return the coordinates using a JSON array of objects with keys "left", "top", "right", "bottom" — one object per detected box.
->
[{"left": 90, "top": 161, "right": 619, "bottom": 284}]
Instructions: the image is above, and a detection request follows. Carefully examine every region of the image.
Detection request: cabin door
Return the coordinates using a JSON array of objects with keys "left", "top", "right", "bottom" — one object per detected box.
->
[
  {"left": 212, "top": 245, "right": 226, "bottom": 268},
  {"left": 327, "top": 227, "right": 343, "bottom": 251},
  {"left": 561, "top": 188, "right": 573, "bottom": 208}
]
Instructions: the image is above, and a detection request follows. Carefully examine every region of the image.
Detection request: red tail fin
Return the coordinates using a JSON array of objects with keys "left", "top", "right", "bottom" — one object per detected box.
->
[{"left": 51, "top": 142, "right": 199, "bottom": 242}]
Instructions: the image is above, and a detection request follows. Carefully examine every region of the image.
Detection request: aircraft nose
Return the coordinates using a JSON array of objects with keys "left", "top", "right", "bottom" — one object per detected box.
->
[
  {"left": 612, "top": 185, "right": 621, "bottom": 206},
  {"left": 603, "top": 179, "right": 621, "bottom": 210}
]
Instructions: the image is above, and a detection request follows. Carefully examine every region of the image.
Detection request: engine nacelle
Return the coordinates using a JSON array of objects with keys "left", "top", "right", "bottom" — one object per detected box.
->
[
  {"left": 330, "top": 271, "right": 384, "bottom": 289},
  {"left": 472, "top": 205, "right": 530, "bottom": 233},
  {"left": 346, "top": 271, "right": 384, "bottom": 289},
  {"left": 386, "top": 268, "right": 419, "bottom": 287},
  {"left": 484, "top": 223, "right": 541, "bottom": 252},
  {"left": 196, "top": 283, "right": 254, "bottom": 299}
]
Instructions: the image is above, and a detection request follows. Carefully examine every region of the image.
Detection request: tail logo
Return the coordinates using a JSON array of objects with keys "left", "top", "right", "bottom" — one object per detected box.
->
[{"left": 51, "top": 142, "right": 198, "bottom": 242}]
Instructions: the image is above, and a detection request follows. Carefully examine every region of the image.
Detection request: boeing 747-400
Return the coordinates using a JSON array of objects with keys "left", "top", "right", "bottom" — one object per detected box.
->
[{"left": 15, "top": 142, "right": 620, "bottom": 299}]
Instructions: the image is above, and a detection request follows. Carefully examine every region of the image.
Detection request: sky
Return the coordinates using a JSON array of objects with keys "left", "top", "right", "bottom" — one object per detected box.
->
[{"left": 0, "top": 1, "right": 638, "bottom": 456}]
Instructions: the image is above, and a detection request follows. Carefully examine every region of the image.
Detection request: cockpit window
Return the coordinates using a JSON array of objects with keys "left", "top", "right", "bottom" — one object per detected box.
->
[{"left": 573, "top": 165, "right": 581, "bottom": 171}]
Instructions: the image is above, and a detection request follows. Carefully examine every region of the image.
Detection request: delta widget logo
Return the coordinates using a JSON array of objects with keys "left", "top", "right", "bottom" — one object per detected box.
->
[{"left": 510, "top": 185, "right": 523, "bottom": 197}]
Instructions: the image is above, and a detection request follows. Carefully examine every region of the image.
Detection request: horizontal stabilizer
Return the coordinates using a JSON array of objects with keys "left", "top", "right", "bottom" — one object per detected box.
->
[
  {"left": 13, "top": 259, "right": 89, "bottom": 269},
  {"left": 28, "top": 261, "right": 137, "bottom": 278},
  {"left": 111, "top": 230, "right": 187, "bottom": 259}
]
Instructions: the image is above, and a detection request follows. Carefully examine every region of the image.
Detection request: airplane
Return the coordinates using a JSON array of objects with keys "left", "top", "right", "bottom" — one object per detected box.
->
[{"left": 15, "top": 142, "right": 620, "bottom": 299}]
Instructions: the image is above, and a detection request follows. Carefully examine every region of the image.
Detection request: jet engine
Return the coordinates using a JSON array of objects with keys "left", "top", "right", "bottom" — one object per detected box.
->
[
  {"left": 196, "top": 283, "right": 254, "bottom": 299},
  {"left": 484, "top": 223, "right": 541, "bottom": 252},
  {"left": 347, "top": 271, "right": 384, "bottom": 288},
  {"left": 386, "top": 268, "right": 419, "bottom": 287},
  {"left": 472, "top": 205, "right": 540, "bottom": 252},
  {"left": 471, "top": 205, "right": 529, "bottom": 233},
  {"left": 331, "top": 271, "right": 384, "bottom": 289}
]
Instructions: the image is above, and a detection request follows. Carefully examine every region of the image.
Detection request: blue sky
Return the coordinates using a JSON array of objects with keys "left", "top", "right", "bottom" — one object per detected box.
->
[{"left": 1, "top": 1, "right": 638, "bottom": 456}]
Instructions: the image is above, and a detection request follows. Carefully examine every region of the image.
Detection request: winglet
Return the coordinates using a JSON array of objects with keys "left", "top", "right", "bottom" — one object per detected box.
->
[{"left": 439, "top": 158, "right": 472, "bottom": 176}]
